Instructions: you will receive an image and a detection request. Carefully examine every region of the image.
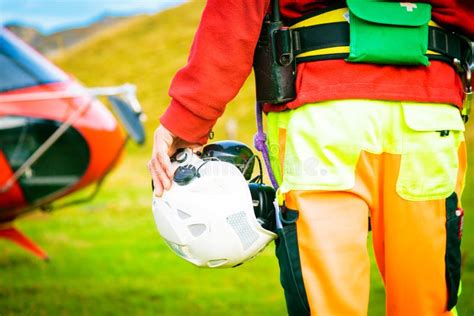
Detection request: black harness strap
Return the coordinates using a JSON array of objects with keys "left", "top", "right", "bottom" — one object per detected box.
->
[{"left": 292, "top": 23, "right": 472, "bottom": 65}]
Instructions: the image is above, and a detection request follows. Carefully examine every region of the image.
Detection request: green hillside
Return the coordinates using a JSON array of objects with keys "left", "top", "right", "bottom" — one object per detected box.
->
[
  {"left": 52, "top": 1, "right": 257, "bottom": 148},
  {"left": 1, "top": 1, "right": 473, "bottom": 315}
]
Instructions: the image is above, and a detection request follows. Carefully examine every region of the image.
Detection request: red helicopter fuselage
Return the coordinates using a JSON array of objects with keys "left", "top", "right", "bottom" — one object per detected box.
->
[
  {"left": 0, "top": 28, "right": 144, "bottom": 259},
  {"left": 0, "top": 80, "right": 127, "bottom": 221}
]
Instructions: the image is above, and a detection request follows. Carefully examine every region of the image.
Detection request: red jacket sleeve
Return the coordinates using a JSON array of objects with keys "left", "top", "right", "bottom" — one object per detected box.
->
[
  {"left": 161, "top": 0, "right": 270, "bottom": 144},
  {"left": 429, "top": 0, "right": 474, "bottom": 39}
]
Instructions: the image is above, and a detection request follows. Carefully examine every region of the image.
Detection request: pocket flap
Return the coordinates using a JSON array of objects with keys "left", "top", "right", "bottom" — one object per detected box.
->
[
  {"left": 347, "top": 0, "right": 431, "bottom": 27},
  {"left": 402, "top": 103, "right": 465, "bottom": 132}
]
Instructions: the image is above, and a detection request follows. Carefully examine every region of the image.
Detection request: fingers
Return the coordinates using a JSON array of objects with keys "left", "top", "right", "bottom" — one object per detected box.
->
[
  {"left": 191, "top": 145, "right": 204, "bottom": 156},
  {"left": 169, "top": 142, "right": 203, "bottom": 162},
  {"left": 149, "top": 124, "right": 203, "bottom": 196},
  {"left": 148, "top": 158, "right": 163, "bottom": 196},
  {"left": 149, "top": 126, "right": 176, "bottom": 196},
  {"left": 157, "top": 148, "right": 173, "bottom": 185},
  {"left": 149, "top": 149, "right": 173, "bottom": 197}
]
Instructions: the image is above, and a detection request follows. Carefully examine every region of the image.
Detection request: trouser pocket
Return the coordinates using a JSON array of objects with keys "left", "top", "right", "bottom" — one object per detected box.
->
[
  {"left": 275, "top": 208, "right": 310, "bottom": 316},
  {"left": 397, "top": 103, "right": 465, "bottom": 201},
  {"left": 445, "top": 192, "right": 463, "bottom": 311}
]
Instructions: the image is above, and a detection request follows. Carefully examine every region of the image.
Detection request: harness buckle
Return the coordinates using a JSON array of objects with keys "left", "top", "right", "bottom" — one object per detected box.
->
[
  {"left": 454, "top": 58, "right": 472, "bottom": 122},
  {"left": 274, "top": 27, "right": 294, "bottom": 66}
]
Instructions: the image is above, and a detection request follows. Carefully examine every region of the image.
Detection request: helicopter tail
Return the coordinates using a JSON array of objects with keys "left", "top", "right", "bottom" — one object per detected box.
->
[{"left": 0, "top": 225, "right": 49, "bottom": 260}]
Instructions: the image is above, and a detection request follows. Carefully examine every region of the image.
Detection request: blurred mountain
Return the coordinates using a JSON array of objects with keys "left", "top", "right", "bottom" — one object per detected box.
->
[{"left": 5, "top": 15, "right": 131, "bottom": 56}]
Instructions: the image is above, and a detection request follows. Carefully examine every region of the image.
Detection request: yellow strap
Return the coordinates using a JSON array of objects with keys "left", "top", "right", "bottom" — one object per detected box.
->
[
  {"left": 297, "top": 48, "right": 439, "bottom": 60},
  {"left": 290, "top": 8, "right": 348, "bottom": 29},
  {"left": 297, "top": 47, "right": 350, "bottom": 59}
]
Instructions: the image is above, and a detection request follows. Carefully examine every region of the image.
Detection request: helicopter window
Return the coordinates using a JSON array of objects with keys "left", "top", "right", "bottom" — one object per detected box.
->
[
  {"left": 0, "top": 53, "right": 41, "bottom": 92},
  {"left": 0, "top": 116, "right": 90, "bottom": 204},
  {"left": 0, "top": 30, "right": 68, "bottom": 92}
]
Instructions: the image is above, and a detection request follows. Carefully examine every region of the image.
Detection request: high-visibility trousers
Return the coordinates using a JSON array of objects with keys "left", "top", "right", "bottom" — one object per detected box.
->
[{"left": 267, "top": 100, "right": 467, "bottom": 316}]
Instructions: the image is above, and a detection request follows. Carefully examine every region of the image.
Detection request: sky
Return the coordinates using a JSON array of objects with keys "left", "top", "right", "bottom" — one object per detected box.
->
[{"left": 0, "top": 0, "right": 186, "bottom": 34}]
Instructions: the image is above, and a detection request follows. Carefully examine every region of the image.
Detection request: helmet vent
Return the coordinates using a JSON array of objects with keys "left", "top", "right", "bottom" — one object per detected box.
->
[
  {"left": 177, "top": 209, "right": 191, "bottom": 220},
  {"left": 188, "top": 224, "right": 207, "bottom": 237},
  {"left": 165, "top": 240, "right": 191, "bottom": 259},
  {"left": 208, "top": 259, "right": 228, "bottom": 267},
  {"left": 226, "top": 212, "right": 259, "bottom": 250}
]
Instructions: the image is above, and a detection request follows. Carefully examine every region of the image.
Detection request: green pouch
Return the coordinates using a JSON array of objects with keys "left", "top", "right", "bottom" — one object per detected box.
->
[{"left": 346, "top": 0, "right": 431, "bottom": 66}]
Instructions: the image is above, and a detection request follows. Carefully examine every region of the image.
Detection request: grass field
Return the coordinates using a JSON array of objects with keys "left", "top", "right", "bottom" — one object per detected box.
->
[{"left": 1, "top": 2, "right": 473, "bottom": 315}]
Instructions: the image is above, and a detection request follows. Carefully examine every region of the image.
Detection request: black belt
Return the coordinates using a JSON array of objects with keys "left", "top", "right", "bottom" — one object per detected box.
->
[{"left": 292, "top": 22, "right": 473, "bottom": 66}]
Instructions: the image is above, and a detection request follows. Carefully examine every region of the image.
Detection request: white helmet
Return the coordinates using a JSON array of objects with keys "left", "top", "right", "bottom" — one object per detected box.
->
[{"left": 152, "top": 148, "right": 277, "bottom": 268}]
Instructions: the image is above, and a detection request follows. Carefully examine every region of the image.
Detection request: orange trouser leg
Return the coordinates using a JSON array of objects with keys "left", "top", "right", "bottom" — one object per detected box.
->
[
  {"left": 283, "top": 144, "right": 466, "bottom": 316},
  {"left": 370, "top": 154, "right": 450, "bottom": 316},
  {"left": 371, "top": 147, "right": 467, "bottom": 316},
  {"left": 285, "top": 191, "right": 370, "bottom": 316}
]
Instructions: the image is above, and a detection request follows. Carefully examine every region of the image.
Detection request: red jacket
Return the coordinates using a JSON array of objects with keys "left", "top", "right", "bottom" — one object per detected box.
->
[{"left": 161, "top": 0, "right": 474, "bottom": 144}]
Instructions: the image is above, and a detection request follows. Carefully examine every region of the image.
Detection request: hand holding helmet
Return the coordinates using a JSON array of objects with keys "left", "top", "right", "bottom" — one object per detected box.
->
[
  {"left": 152, "top": 141, "right": 278, "bottom": 268},
  {"left": 148, "top": 125, "right": 202, "bottom": 197}
]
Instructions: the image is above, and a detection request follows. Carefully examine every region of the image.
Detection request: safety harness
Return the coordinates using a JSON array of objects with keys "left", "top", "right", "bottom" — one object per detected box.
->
[
  {"left": 286, "top": 7, "right": 473, "bottom": 121},
  {"left": 287, "top": 5, "right": 472, "bottom": 119}
]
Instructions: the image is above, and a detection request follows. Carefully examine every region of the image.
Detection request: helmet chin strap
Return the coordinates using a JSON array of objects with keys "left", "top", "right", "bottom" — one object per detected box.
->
[{"left": 246, "top": 155, "right": 264, "bottom": 184}]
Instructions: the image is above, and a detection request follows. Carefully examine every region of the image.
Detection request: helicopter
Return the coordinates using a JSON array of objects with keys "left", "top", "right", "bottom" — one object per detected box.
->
[{"left": 0, "top": 28, "right": 145, "bottom": 260}]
